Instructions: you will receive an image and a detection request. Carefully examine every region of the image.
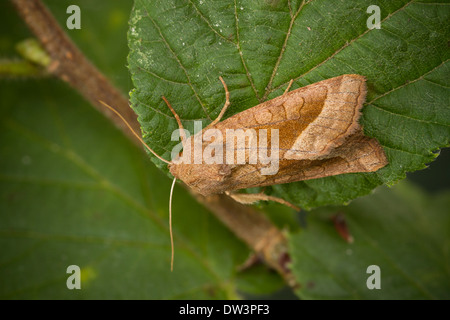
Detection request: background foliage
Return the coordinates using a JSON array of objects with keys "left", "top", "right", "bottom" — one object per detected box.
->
[{"left": 0, "top": 0, "right": 448, "bottom": 299}]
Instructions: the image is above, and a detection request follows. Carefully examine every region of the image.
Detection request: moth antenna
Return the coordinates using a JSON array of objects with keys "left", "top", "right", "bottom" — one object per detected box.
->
[
  {"left": 169, "top": 177, "right": 177, "bottom": 272},
  {"left": 99, "top": 100, "right": 171, "bottom": 164},
  {"left": 283, "top": 79, "right": 294, "bottom": 95},
  {"left": 162, "top": 96, "right": 187, "bottom": 149}
]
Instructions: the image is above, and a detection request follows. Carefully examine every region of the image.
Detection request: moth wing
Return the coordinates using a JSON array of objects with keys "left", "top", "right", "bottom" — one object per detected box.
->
[
  {"left": 283, "top": 74, "right": 367, "bottom": 160},
  {"left": 222, "top": 132, "right": 388, "bottom": 192},
  {"left": 188, "top": 74, "right": 386, "bottom": 195}
]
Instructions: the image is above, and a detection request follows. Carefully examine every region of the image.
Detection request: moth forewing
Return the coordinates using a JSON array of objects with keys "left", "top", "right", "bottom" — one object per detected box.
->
[
  {"left": 283, "top": 74, "right": 367, "bottom": 160},
  {"left": 169, "top": 74, "right": 387, "bottom": 196}
]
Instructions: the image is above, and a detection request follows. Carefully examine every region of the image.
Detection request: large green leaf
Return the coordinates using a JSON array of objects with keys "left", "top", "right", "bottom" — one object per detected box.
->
[
  {"left": 129, "top": 0, "right": 450, "bottom": 209},
  {"left": 290, "top": 182, "right": 450, "bottom": 299},
  {"left": 0, "top": 0, "right": 255, "bottom": 299}
]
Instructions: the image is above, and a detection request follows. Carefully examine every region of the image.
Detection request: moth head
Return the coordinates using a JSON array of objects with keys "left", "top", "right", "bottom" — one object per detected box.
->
[{"left": 169, "top": 162, "right": 233, "bottom": 196}]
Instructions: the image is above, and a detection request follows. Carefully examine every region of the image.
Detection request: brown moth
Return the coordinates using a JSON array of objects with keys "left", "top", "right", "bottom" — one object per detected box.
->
[
  {"left": 102, "top": 74, "right": 388, "bottom": 270},
  {"left": 169, "top": 74, "right": 387, "bottom": 196}
]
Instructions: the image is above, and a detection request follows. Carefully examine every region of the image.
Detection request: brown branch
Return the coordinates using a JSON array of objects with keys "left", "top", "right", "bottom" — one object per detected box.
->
[
  {"left": 191, "top": 192, "right": 297, "bottom": 287},
  {"left": 11, "top": 0, "right": 298, "bottom": 289},
  {"left": 10, "top": 0, "right": 141, "bottom": 143}
]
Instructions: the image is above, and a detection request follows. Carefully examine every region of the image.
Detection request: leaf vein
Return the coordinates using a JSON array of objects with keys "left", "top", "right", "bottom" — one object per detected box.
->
[
  {"left": 369, "top": 102, "right": 450, "bottom": 127},
  {"left": 271, "top": 1, "right": 415, "bottom": 93},
  {"left": 263, "top": 0, "right": 307, "bottom": 101},
  {"left": 234, "top": 0, "right": 260, "bottom": 100},
  {"left": 142, "top": 5, "right": 212, "bottom": 120},
  {"left": 367, "top": 59, "right": 450, "bottom": 105},
  {"left": 137, "top": 66, "right": 189, "bottom": 85},
  {"left": 186, "top": 0, "right": 233, "bottom": 44}
]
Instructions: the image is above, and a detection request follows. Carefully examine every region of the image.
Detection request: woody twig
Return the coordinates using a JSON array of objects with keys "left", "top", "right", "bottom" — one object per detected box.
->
[
  {"left": 10, "top": 0, "right": 296, "bottom": 288},
  {"left": 10, "top": 0, "right": 140, "bottom": 142},
  {"left": 191, "top": 192, "right": 297, "bottom": 287}
]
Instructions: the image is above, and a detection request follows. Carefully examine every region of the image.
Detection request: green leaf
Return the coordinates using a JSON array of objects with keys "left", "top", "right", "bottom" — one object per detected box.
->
[
  {"left": 0, "top": 1, "right": 254, "bottom": 299},
  {"left": 289, "top": 182, "right": 450, "bottom": 299},
  {"left": 129, "top": 0, "right": 450, "bottom": 209},
  {"left": 235, "top": 264, "right": 286, "bottom": 297}
]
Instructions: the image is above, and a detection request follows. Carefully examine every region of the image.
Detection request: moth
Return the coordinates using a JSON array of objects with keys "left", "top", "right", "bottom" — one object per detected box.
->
[
  {"left": 102, "top": 74, "right": 388, "bottom": 270},
  {"left": 169, "top": 74, "right": 387, "bottom": 197}
]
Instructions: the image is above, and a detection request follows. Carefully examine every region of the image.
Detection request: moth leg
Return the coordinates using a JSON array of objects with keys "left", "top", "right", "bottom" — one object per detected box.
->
[
  {"left": 162, "top": 96, "right": 186, "bottom": 144},
  {"left": 226, "top": 191, "right": 300, "bottom": 212},
  {"left": 283, "top": 79, "right": 294, "bottom": 95},
  {"left": 207, "top": 76, "right": 230, "bottom": 128}
]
